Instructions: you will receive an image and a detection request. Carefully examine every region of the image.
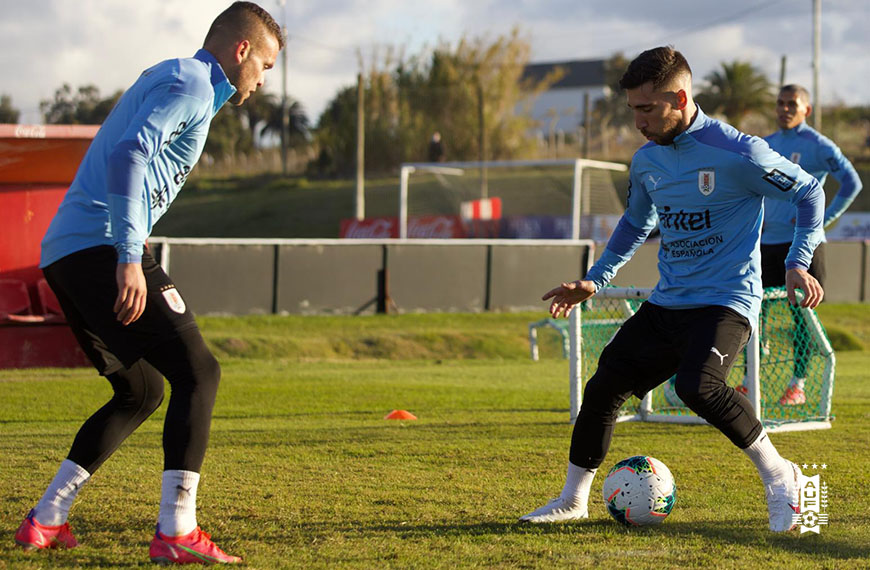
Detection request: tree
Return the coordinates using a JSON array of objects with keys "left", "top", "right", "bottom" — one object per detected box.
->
[
  {"left": 695, "top": 61, "right": 774, "bottom": 129},
  {"left": 203, "top": 106, "right": 254, "bottom": 160},
  {"left": 232, "top": 90, "right": 309, "bottom": 149},
  {"left": 0, "top": 94, "right": 20, "bottom": 123},
  {"left": 591, "top": 52, "right": 634, "bottom": 157},
  {"left": 313, "top": 28, "right": 560, "bottom": 176},
  {"left": 40, "top": 84, "right": 123, "bottom": 124}
]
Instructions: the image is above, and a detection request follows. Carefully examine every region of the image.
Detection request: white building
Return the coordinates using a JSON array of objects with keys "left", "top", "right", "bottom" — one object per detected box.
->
[{"left": 521, "top": 59, "right": 608, "bottom": 139}]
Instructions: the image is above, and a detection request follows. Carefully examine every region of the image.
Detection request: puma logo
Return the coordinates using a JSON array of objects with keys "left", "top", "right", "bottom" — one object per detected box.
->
[
  {"left": 710, "top": 347, "right": 728, "bottom": 366},
  {"left": 647, "top": 174, "right": 662, "bottom": 190}
]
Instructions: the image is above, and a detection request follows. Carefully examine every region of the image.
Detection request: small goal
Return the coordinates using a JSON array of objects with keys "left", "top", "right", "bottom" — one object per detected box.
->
[{"left": 563, "top": 287, "right": 835, "bottom": 433}]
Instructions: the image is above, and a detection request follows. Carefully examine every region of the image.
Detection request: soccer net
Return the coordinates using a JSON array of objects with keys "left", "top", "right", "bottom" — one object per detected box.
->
[
  {"left": 563, "top": 286, "right": 834, "bottom": 433},
  {"left": 398, "top": 159, "right": 627, "bottom": 239}
]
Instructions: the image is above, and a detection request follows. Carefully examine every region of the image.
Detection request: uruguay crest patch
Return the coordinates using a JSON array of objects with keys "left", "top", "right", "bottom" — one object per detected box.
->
[
  {"left": 698, "top": 169, "right": 715, "bottom": 196},
  {"left": 161, "top": 287, "right": 186, "bottom": 314}
]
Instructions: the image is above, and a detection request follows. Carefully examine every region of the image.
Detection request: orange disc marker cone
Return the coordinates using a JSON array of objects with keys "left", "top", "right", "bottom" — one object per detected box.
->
[{"left": 384, "top": 409, "right": 417, "bottom": 420}]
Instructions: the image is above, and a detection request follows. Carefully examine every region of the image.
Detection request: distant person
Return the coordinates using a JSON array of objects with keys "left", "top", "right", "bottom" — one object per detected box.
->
[
  {"left": 520, "top": 47, "right": 824, "bottom": 533},
  {"left": 428, "top": 131, "right": 445, "bottom": 162},
  {"left": 14, "top": 2, "right": 283, "bottom": 564},
  {"left": 753, "top": 84, "right": 862, "bottom": 405}
]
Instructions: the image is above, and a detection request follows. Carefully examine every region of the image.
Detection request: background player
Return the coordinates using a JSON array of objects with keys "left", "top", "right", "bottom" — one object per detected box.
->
[
  {"left": 758, "top": 84, "right": 862, "bottom": 405},
  {"left": 14, "top": 2, "right": 283, "bottom": 564},
  {"left": 519, "top": 47, "right": 825, "bottom": 533}
]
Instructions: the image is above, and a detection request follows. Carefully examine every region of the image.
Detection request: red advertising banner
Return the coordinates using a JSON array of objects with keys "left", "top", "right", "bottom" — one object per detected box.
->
[{"left": 340, "top": 216, "right": 466, "bottom": 239}]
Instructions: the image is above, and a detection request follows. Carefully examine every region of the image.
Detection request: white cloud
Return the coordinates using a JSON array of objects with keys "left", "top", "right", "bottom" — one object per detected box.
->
[{"left": 2, "top": 0, "right": 868, "bottom": 125}]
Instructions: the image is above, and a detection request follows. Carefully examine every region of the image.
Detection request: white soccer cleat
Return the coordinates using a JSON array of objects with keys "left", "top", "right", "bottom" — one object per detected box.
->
[
  {"left": 765, "top": 460, "right": 801, "bottom": 532},
  {"left": 519, "top": 496, "right": 589, "bottom": 523}
]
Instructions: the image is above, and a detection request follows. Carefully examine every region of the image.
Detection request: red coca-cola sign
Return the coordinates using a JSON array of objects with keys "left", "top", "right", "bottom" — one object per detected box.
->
[
  {"left": 340, "top": 216, "right": 466, "bottom": 239},
  {"left": 407, "top": 215, "right": 465, "bottom": 238},
  {"left": 340, "top": 217, "right": 398, "bottom": 238}
]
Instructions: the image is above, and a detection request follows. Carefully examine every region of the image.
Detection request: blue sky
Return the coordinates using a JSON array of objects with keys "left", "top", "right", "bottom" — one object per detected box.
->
[{"left": 2, "top": 0, "right": 868, "bottom": 125}]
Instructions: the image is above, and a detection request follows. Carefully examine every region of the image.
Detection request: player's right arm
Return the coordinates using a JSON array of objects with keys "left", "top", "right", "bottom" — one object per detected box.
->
[
  {"left": 543, "top": 160, "right": 657, "bottom": 317},
  {"left": 745, "top": 140, "right": 825, "bottom": 307}
]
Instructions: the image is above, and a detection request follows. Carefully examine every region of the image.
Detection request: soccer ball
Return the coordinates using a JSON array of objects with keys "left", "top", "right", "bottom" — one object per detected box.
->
[{"left": 602, "top": 455, "right": 677, "bottom": 526}]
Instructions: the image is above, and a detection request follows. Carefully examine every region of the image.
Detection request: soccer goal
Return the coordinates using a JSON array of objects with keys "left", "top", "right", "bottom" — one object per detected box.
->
[
  {"left": 398, "top": 159, "right": 628, "bottom": 239},
  {"left": 566, "top": 287, "right": 835, "bottom": 433}
]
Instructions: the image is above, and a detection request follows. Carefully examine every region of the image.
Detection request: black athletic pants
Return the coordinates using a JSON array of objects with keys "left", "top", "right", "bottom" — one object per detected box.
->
[
  {"left": 569, "top": 302, "right": 760, "bottom": 469},
  {"left": 42, "top": 246, "right": 220, "bottom": 474}
]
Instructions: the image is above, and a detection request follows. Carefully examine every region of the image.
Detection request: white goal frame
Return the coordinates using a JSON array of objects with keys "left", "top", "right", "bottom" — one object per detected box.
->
[
  {"left": 566, "top": 287, "right": 835, "bottom": 433},
  {"left": 398, "top": 159, "right": 628, "bottom": 239}
]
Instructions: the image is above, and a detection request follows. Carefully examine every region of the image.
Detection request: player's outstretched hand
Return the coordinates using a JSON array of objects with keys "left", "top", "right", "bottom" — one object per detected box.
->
[
  {"left": 785, "top": 267, "right": 824, "bottom": 309},
  {"left": 114, "top": 263, "right": 147, "bottom": 325},
  {"left": 542, "top": 280, "right": 596, "bottom": 318}
]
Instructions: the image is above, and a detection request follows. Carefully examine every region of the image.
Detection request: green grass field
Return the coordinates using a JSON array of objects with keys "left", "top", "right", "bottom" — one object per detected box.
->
[{"left": 1, "top": 308, "right": 868, "bottom": 569}]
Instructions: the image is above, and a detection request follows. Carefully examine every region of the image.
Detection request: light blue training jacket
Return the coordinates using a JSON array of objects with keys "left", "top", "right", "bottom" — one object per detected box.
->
[
  {"left": 762, "top": 121, "right": 862, "bottom": 245},
  {"left": 41, "top": 49, "right": 236, "bottom": 267},
  {"left": 585, "top": 107, "right": 825, "bottom": 323}
]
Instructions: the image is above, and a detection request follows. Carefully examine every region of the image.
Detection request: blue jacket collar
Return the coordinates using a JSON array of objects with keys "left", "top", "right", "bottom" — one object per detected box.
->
[
  {"left": 669, "top": 105, "right": 709, "bottom": 147},
  {"left": 193, "top": 49, "right": 237, "bottom": 114}
]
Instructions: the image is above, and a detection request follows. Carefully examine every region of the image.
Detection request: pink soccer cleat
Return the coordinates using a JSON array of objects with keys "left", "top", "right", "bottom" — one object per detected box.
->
[
  {"left": 14, "top": 509, "right": 78, "bottom": 550},
  {"left": 149, "top": 525, "right": 241, "bottom": 565},
  {"left": 779, "top": 385, "right": 807, "bottom": 406}
]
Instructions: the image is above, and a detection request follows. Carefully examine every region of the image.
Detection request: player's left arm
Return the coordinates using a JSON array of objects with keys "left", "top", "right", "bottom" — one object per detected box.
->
[
  {"left": 817, "top": 142, "right": 863, "bottom": 227},
  {"left": 746, "top": 141, "right": 825, "bottom": 307}
]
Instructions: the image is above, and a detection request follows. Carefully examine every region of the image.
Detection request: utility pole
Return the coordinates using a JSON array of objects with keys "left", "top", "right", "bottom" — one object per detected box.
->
[
  {"left": 477, "top": 77, "right": 488, "bottom": 199},
  {"left": 582, "top": 92, "right": 591, "bottom": 158},
  {"left": 779, "top": 55, "right": 787, "bottom": 88},
  {"left": 355, "top": 72, "right": 365, "bottom": 220},
  {"left": 812, "top": 0, "right": 821, "bottom": 131},
  {"left": 279, "top": 0, "right": 289, "bottom": 176}
]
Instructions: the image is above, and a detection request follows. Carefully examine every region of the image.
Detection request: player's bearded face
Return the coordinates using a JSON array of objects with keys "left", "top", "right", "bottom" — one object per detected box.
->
[
  {"left": 227, "top": 34, "right": 280, "bottom": 106},
  {"left": 626, "top": 83, "right": 685, "bottom": 146}
]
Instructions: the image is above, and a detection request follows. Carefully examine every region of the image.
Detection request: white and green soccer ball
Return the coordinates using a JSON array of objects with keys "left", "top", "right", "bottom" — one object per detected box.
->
[{"left": 602, "top": 455, "right": 677, "bottom": 526}]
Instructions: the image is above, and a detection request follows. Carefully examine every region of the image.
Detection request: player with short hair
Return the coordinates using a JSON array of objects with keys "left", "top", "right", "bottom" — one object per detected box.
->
[
  {"left": 14, "top": 2, "right": 283, "bottom": 564},
  {"left": 520, "top": 46, "right": 824, "bottom": 532},
  {"left": 757, "top": 84, "right": 862, "bottom": 405}
]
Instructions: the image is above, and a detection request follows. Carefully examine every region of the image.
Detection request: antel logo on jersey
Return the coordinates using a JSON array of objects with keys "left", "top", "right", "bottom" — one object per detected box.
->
[
  {"left": 763, "top": 169, "right": 797, "bottom": 192},
  {"left": 698, "top": 169, "right": 715, "bottom": 196},
  {"left": 659, "top": 206, "right": 712, "bottom": 231}
]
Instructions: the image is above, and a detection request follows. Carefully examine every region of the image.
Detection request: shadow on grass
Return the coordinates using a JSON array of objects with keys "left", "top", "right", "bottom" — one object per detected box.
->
[{"left": 252, "top": 518, "right": 869, "bottom": 562}]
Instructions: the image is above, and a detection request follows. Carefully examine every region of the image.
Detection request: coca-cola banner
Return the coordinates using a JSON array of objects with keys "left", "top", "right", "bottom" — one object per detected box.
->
[
  {"left": 340, "top": 217, "right": 399, "bottom": 238},
  {"left": 340, "top": 216, "right": 466, "bottom": 239}
]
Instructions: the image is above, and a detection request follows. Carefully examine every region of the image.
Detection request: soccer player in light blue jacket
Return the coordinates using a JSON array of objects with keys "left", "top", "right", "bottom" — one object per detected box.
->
[
  {"left": 16, "top": 3, "right": 282, "bottom": 564},
  {"left": 521, "top": 47, "right": 823, "bottom": 533},
  {"left": 760, "top": 84, "right": 862, "bottom": 406}
]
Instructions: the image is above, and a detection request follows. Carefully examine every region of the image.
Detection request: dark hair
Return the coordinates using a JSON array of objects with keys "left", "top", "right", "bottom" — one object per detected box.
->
[
  {"left": 779, "top": 84, "right": 811, "bottom": 104},
  {"left": 204, "top": 1, "right": 284, "bottom": 50},
  {"left": 619, "top": 46, "right": 691, "bottom": 91}
]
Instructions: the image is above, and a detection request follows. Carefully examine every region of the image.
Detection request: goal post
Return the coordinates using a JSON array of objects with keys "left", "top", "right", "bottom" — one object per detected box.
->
[
  {"left": 398, "top": 159, "right": 628, "bottom": 240},
  {"left": 567, "top": 287, "right": 834, "bottom": 433}
]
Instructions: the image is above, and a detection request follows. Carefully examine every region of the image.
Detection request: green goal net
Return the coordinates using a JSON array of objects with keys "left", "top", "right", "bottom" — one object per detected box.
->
[{"left": 554, "top": 286, "right": 835, "bottom": 432}]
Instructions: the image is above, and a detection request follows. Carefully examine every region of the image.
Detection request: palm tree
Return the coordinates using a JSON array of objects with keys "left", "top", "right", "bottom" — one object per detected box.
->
[
  {"left": 695, "top": 61, "right": 774, "bottom": 129},
  {"left": 235, "top": 91, "right": 309, "bottom": 148}
]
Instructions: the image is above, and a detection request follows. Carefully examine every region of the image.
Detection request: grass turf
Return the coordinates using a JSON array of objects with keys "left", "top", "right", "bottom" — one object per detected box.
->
[{"left": 0, "top": 308, "right": 868, "bottom": 569}]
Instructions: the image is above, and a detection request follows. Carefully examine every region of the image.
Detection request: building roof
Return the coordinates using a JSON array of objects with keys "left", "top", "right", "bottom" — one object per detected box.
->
[{"left": 522, "top": 59, "right": 606, "bottom": 89}]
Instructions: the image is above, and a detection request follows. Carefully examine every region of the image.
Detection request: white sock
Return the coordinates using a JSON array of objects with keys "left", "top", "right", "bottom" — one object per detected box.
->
[
  {"left": 791, "top": 377, "right": 806, "bottom": 390},
  {"left": 743, "top": 430, "right": 789, "bottom": 485},
  {"left": 158, "top": 470, "right": 200, "bottom": 536},
  {"left": 560, "top": 462, "right": 597, "bottom": 509},
  {"left": 34, "top": 460, "right": 90, "bottom": 526}
]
